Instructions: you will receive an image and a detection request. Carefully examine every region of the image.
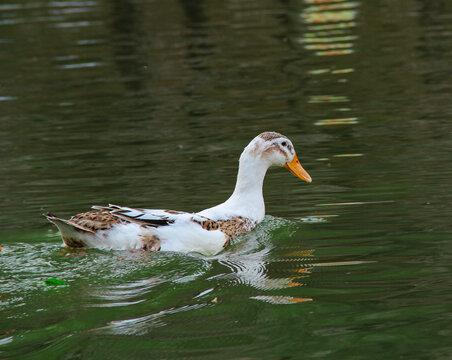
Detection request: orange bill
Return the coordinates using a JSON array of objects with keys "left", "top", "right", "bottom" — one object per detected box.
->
[{"left": 285, "top": 152, "right": 312, "bottom": 183}]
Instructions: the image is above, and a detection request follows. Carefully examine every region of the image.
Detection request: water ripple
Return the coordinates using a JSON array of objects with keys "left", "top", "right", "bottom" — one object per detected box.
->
[
  {"left": 102, "top": 304, "right": 206, "bottom": 336},
  {"left": 57, "top": 62, "right": 104, "bottom": 69}
]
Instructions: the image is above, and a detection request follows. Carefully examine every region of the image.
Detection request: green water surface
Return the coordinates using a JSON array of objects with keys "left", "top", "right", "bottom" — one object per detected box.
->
[{"left": 1, "top": 0, "right": 451, "bottom": 359}]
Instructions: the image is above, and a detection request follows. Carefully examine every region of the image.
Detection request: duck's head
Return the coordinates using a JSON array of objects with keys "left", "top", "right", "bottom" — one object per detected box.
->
[{"left": 241, "top": 131, "right": 312, "bottom": 183}]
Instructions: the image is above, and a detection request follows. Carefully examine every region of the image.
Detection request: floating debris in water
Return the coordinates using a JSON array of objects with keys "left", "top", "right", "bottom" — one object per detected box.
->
[{"left": 45, "top": 278, "right": 69, "bottom": 286}]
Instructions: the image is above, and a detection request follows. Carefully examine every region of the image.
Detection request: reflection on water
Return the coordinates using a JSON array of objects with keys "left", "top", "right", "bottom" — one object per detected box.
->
[
  {"left": 299, "top": 0, "right": 360, "bottom": 132},
  {"left": 104, "top": 303, "right": 206, "bottom": 336},
  {"left": 300, "top": 0, "right": 358, "bottom": 56},
  {"left": 1, "top": 0, "right": 452, "bottom": 358}
]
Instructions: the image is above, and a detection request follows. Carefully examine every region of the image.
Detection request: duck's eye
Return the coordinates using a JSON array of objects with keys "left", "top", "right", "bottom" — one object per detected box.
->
[{"left": 281, "top": 141, "right": 287, "bottom": 147}]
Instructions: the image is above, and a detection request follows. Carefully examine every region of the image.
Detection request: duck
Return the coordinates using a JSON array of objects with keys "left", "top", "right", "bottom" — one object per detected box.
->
[{"left": 45, "top": 132, "right": 312, "bottom": 256}]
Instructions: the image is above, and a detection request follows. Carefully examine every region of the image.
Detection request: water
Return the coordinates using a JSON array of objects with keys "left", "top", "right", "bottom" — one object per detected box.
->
[{"left": 1, "top": 0, "right": 451, "bottom": 358}]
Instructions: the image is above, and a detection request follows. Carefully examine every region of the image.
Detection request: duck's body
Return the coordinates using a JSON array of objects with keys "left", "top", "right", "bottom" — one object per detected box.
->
[{"left": 46, "top": 132, "right": 312, "bottom": 256}]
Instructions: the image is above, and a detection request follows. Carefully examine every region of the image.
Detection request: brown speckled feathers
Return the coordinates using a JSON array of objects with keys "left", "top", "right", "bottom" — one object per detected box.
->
[
  {"left": 69, "top": 210, "right": 124, "bottom": 231},
  {"left": 191, "top": 216, "right": 257, "bottom": 247},
  {"left": 46, "top": 206, "right": 258, "bottom": 251}
]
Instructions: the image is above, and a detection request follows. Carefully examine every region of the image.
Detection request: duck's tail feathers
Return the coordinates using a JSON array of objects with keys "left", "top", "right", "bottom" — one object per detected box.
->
[{"left": 44, "top": 212, "right": 94, "bottom": 248}]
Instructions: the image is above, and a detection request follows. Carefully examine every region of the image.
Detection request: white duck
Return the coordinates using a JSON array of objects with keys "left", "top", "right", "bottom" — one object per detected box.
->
[{"left": 45, "top": 132, "right": 312, "bottom": 256}]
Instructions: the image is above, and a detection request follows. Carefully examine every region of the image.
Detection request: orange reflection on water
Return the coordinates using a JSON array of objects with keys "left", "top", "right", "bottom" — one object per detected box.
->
[
  {"left": 285, "top": 281, "right": 305, "bottom": 287},
  {"left": 294, "top": 267, "right": 313, "bottom": 274},
  {"left": 250, "top": 295, "right": 313, "bottom": 304},
  {"left": 290, "top": 297, "right": 313, "bottom": 303}
]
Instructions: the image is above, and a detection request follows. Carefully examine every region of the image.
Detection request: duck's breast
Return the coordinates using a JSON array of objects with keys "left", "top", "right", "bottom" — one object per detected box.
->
[{"left": 157, "top": 221, "right": 228, "bottom": 255}]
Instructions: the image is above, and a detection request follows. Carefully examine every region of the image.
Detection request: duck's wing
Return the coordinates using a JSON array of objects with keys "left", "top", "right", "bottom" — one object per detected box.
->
[{"left": 92, "top": 204, "right": 209, "bottom": 227}]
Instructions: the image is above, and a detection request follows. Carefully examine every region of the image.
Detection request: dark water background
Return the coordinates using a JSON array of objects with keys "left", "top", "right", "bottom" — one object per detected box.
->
[{"left": 1, "top": 0, "right": 451, "bottom": 358}]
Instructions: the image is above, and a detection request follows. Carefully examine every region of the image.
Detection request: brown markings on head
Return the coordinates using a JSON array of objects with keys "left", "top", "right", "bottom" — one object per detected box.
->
[
  {"left": 262, "top": 144, "right": 287, "bottom": 158},
  {"left": 258, "top": 132, "right": 288, "bottom": 142},
  {"left": 256, "top": 132, "right": 290, "bottom": 161}
]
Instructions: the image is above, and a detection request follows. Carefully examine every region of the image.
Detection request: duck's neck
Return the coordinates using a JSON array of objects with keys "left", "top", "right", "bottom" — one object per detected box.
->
[
  {"left": 197, "top": 152, "right": 270, "bottom": 222},
  {"left": 222, "top": 153, "right": 269, "bottom": 221}
]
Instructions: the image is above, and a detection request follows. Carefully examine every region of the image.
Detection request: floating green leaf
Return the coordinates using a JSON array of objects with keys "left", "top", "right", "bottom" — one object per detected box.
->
[{"left": 45, "top": 278, "right": 68, "bottom": 286}]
